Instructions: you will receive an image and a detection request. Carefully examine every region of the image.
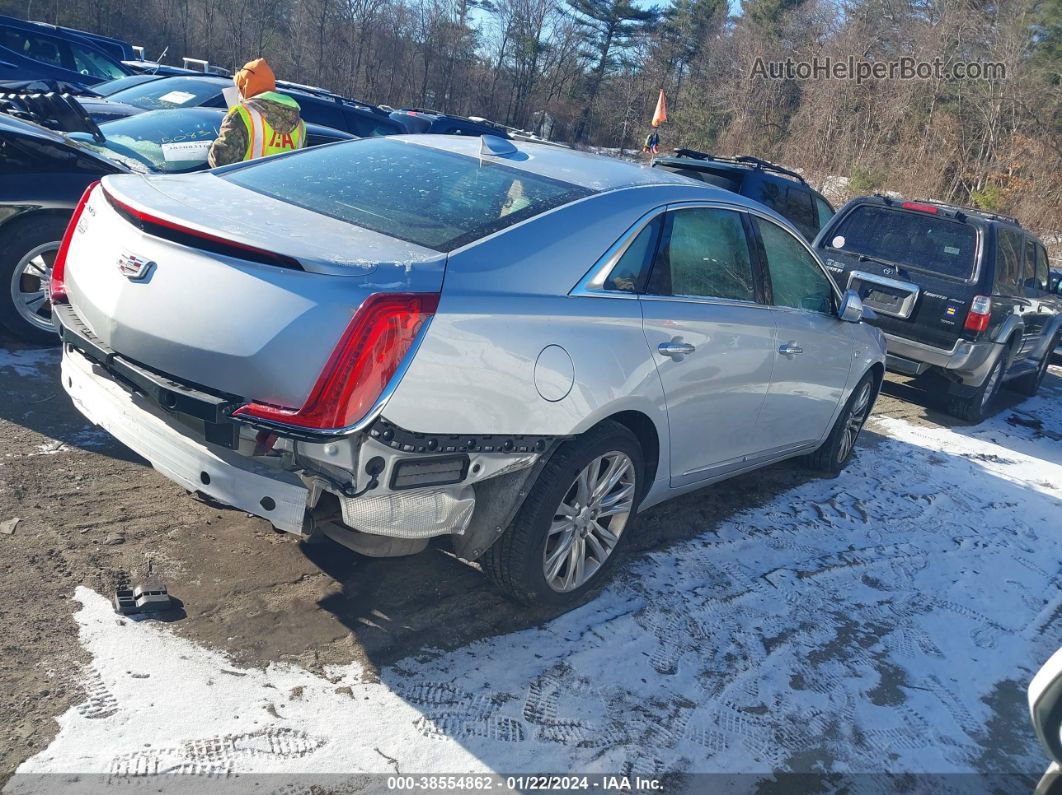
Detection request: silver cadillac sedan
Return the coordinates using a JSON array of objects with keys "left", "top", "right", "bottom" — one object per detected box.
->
[{"left": 53, "top": 135, "right": 885, "bottom": 606}]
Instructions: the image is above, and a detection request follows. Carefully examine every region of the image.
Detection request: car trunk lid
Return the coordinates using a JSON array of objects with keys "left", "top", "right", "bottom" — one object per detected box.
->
[{"left": 62, "top": 174, "right": 445, "bottom": 410}]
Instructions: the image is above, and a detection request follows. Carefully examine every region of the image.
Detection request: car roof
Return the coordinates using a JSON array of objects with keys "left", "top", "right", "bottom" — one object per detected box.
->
[{"left": 404, "top": 135, "right": 707, "bottom": 192}]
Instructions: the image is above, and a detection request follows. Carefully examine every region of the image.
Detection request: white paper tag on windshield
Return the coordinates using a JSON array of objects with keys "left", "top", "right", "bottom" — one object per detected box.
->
[
  {"left": 222, "top": 86, "right": 240, "bottom": 110},
  {"left": 944, "top": 246, "right": 960, "bottom": 255},
  {"left": 161, "top": 141, "right": 212, "bottom": 162},
  {"left": 158, "top": 90, "right": 196, "bottom": 105}
]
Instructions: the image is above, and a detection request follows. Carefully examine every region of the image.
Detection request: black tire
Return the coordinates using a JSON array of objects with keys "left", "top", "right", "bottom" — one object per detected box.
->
[
  {"left": 0, "top": 215, "right": 70, "bottom": 344},
  {"left": 480, "top": 420, "right": 643, "bottom": 606},
  {"left": 947, "top": 353, "right": 1004, "bottom": 423},
  {"left": 1010, "top": 335, "right": 1055, "bottom": 397},
  {"left": 802, "top": 369, "right": 877, "bottom": 475}
]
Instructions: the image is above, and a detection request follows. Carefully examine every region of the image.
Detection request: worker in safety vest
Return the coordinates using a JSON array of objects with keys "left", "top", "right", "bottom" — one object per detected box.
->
[{"left": 208, "top": 57, "right": 306, "bottom": 168}]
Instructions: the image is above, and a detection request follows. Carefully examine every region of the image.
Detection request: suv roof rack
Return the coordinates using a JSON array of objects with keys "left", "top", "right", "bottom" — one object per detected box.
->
[
  {"left": 670, "top": 148, "right": 807, "bottom": 185},
  {"left": 916, "top": 198, "right": 1021, "bottom": 227}
]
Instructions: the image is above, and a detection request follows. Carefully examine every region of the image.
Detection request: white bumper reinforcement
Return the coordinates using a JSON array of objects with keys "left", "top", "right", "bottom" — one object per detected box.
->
[{"left": 61, "top": 348, "right": 309, "bottom": 533}]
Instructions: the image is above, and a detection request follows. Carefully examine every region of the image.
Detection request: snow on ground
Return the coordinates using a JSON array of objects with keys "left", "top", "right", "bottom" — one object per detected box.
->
[{"left": 8, "top": 375, "right": 1062, "bottom": 792}]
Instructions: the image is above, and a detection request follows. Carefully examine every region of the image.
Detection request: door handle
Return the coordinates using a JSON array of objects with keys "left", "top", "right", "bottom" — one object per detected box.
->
[
  {"left": 778, "top": 343, "right": 803, "bottom": 356},
  {"left": 657, "top": 339, "right": 696, "bottom": 359}
]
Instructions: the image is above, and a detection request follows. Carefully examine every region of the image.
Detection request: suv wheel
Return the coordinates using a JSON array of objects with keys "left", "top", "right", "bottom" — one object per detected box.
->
[
  {"left": 948, "top": 353, "right": 1004, "bottom": 423},
  {"left": 1010, "top": 337, "right": 1055, "bottom": 397},
  {"left": 0, "top": 216, "right": 69, "bottom": 344},
  {"left": 480, "top": 421, "right": 642, "bottom": 606},
  {"left": 803, "top": 370, "right": 876, "bottom": 475}
]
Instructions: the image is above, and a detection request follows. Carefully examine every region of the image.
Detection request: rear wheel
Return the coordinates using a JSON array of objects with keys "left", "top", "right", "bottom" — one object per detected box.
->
[
  {"left": 803, "top": 370, "right": 876, "bottom": 475},
  {"left": 480, "top": 421, "right": 642, "bottom": 606},
  {"left": 947, "top": 353, "right": 1004, "bottom": 423},
  {"left": 1010, "top": 336, "right": 1055, "bottom": 397},
  {"left": 0, "top": 216, "right": 69, "bottom": 344}
]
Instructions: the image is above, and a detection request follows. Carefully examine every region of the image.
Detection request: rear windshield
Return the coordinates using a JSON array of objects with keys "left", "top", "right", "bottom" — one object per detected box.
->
[
  {"left": 108, "top": 76, "right": 225, "bottom": 110},
  {"left": 222, "top": 138, "right": 594, "bottom": 251},
  {"left": 829, "top": 204, "right": 977, "bottom": 279}
]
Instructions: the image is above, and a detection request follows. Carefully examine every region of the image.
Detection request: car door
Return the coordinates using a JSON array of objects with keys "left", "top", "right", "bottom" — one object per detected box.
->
[
  {"left": 751, "top": 214, "right": 855, "bottom": 452},
  {"left": 638, "top": 204, "right": 778, "bottom": 487}
]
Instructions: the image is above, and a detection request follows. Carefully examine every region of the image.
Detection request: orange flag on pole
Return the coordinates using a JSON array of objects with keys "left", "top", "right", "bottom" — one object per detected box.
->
[{"left": 651, "top": 89, "right": 668, "bottom": 128}]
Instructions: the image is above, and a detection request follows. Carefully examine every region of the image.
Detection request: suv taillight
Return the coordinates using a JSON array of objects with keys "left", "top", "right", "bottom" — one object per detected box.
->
[
  {"left": 232, "top": 293, "right": 440, "bottom": 431},
  {"left": 50, "top": 180, "right": 100, "bottom": 305},
  {"left": 964, "top": 295, "right": 992, "bottom": 332}
]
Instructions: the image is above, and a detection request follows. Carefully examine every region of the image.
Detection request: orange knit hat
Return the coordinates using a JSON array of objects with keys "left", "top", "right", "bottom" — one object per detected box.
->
[{"left": 234, "top": 57, "right": 276, "bottom": 99}]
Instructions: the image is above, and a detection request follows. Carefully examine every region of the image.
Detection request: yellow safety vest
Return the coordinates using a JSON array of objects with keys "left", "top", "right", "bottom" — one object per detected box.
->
[{"left": 235, "top": 100, "right": 306, "bottom": 161}]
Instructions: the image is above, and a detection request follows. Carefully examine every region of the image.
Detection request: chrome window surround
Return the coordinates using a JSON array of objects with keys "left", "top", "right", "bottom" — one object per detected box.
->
[
  {"left": 845, "top": 269, "right": 921, "bottom": 319},
  {"left": 570, "top": 200, "right": 843, "bottom": 312}
]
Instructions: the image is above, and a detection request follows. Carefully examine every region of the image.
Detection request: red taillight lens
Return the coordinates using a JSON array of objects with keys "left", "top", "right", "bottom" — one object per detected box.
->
[
  {"left": 50, "top": 180, "right": 100, "bottom": 305},
  {"left": 233, "top": 293, "right": 440, "bottom": 431},
  {"left": 901, "top": 201, "right": 939, "bottom": 214},
  {"left": 964, "top": 295, "right": 992, "bottom": 332}
]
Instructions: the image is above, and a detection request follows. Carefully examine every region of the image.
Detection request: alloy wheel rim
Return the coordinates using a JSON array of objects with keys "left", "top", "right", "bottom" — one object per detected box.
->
[
  {"left": 543, "top": 451, "right": 636, "bottom": 593},
  {"left": 837, "top": 382, "right": 872, "bottom": 464},
  {"left": 10, "top": 242, "right": 59, "bottom": 333}
]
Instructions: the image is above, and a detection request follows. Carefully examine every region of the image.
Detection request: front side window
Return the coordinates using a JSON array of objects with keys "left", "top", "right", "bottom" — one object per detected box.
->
[
  {"left": 757, "top": 217, "right": 835, "bottom": 314},
  {"left": 223, "top": 137, "right": 593, "bottom": 252},
  {"left": 645, "top": 208, "right": 756, "bottom": 301},
  {"left": 1036, "top": 244, "right": 1050, "bottom": 292}
]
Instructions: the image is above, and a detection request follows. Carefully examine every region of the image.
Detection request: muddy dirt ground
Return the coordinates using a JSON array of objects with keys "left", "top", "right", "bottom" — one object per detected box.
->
[{"left": 0, "top": 331, "right": 1053, "bottom": 783}]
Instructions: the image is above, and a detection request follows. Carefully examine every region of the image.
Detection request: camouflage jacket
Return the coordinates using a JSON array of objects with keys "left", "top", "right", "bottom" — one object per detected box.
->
[{"left": 207, "top": 92, "right": 303, "bottom": 168}]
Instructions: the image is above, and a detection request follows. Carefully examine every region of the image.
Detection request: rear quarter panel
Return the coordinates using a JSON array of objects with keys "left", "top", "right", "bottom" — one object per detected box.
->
[{"left": 383, "top": 186, "right": 703, "bottom": 447}]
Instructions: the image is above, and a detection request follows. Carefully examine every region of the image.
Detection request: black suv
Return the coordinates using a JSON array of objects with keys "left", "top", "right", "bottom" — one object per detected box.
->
[
  {"left": 652, "top": 149, "right": 835, "bottom": 241},
  {"left": 815, "top": 195, "right": 1061, "bottom": 421}
]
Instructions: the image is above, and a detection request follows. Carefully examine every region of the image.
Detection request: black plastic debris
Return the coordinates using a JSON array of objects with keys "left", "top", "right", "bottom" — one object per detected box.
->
[{"left": 113, "top": 583, "right": 172, "bottom": 615}]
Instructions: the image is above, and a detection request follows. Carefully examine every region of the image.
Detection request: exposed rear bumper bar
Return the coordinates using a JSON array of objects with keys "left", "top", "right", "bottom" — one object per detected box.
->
[
  {"left": 61, "top": 344, "right": 309, "bottom": 533},
  {"left": 883, "top": 332, "right": 1002, "bottom": 387}
]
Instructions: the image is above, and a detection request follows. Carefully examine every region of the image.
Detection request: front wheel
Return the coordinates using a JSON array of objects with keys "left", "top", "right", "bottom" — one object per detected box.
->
[
  {"left": 480, "top": 421, "right": 643, "bottom": 606},
  {"left": 803, "top": 370, "right": 877, "bottom": 475}
]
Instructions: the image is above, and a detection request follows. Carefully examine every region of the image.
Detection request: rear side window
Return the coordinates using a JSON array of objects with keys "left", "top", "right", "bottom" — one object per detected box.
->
[
  {"left": 295, "top": 97, "right": 346, "bottom": 131},
  {"left": 222, "top": 137, "right": 594, "bottom": 252},
  {"left": 830, "top": 205, "right": 977, "bottom": 280},
  {"left": 604, "top": 216, "right": 662, "bottom": 293},
  {"left": 343, "top": 109, "right": 402, "bottom": 137},
  {"left": 995, "top": 227, "right": 1024, "bottom": 293},
  {"left": 646, "top": 208, "right": 755, "bottom": 301},
  {"left": 757, "top": 181, "right": 818, "bottom": 239}
]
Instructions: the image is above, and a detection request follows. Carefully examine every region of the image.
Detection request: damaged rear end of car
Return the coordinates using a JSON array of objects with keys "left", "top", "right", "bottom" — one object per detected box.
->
[{"left": 54, "top": 138, "right": 578, "bottom": 559}]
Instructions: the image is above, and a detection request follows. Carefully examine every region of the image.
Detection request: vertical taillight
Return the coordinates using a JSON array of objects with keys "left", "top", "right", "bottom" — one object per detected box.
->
[
  {"left": 50, "top": 180, "right": 100, "bottom": 305},
  {"left": 964, "top": 295, "right": 992, "bottom": 333},
  {"left": 232, "top": 293, "right": 440, "bottom": 431}
]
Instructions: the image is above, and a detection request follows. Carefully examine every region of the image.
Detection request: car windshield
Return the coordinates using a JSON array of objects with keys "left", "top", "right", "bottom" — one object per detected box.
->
[
  {"left": 94, "top": 74, "right": 160, "bottom": 96},
  {"left": 828, "top": 204, "right": 978, "bottom": 279},
  {"left": 106, "top": 76, "right": 224, "bottom": 110},
  {"left": 222, "top": 138, "right": 595, "bottom": 251},
  {"left": 68, "top": 109, "right": 220, "bottom": 173}
]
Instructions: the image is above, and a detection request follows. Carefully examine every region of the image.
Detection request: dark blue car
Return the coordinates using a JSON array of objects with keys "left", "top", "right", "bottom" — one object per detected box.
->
[{"left": 0, "top": 15, "right": 131, "bottom": 88}]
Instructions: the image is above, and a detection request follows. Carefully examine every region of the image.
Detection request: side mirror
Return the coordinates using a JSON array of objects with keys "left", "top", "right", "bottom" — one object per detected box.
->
[{"left": 838, "top": 288, "right": 864, "bottom": 323}]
